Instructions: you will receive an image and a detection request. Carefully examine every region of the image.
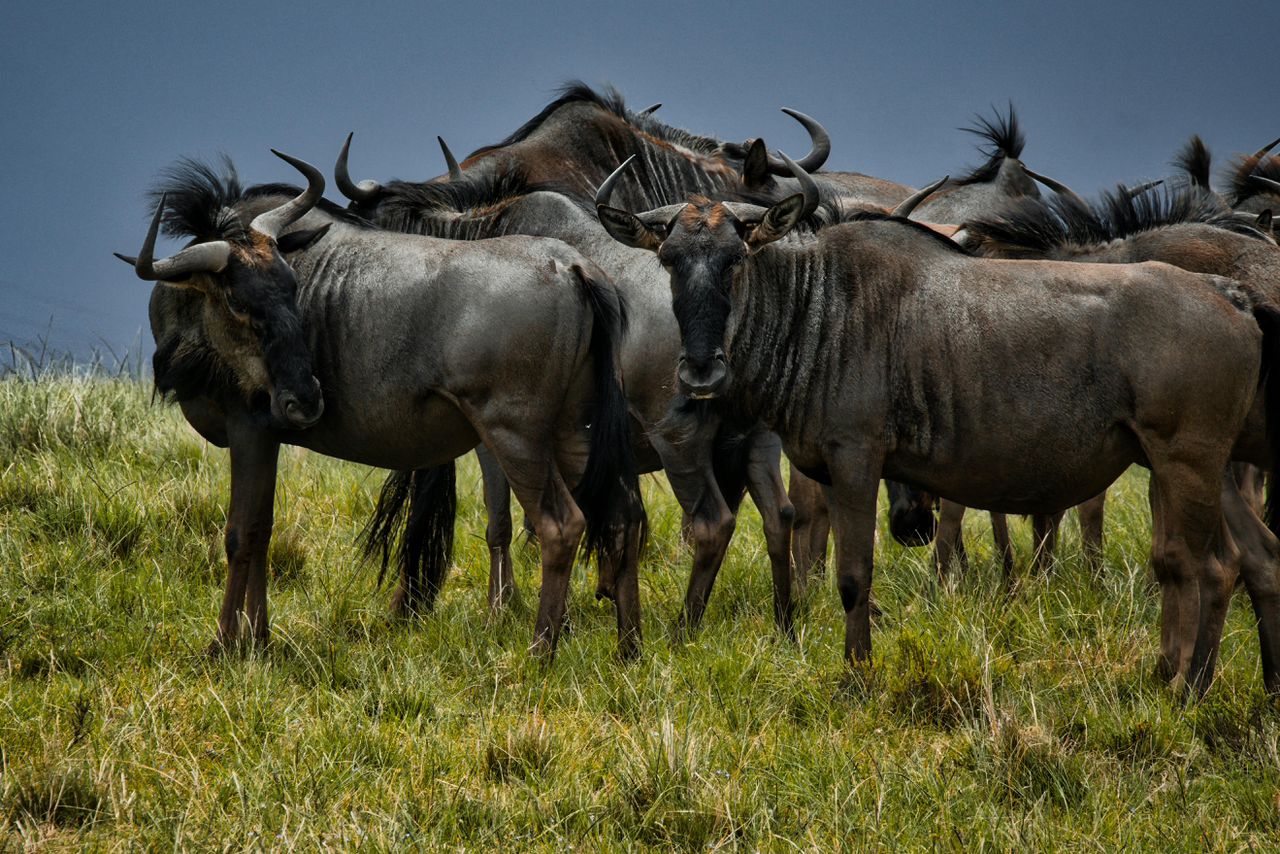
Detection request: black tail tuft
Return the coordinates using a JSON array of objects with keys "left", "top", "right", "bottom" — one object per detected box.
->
[
  {"left": 359, "top": 464, "right": 457, "bottom": 613},
  {"left": 956, "top": 103, "right": 1025, "bottom": 186},
  {"left": 1173, "top": 135, "right": 1212, "bottom": 190},
  {"left": 570, "top": 264, "right": 647, "bottom": 565},
  {"left": 1251, "top": 301, "right": 1280, "bottom": 536}
]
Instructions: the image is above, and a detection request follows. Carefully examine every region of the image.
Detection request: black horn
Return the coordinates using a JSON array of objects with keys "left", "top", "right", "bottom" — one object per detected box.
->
[
  {"left": 1252, "top": 136, "right": 1280, "bottom": 162},
  {"left": 438, "top": 136, "right": 463, "bottom": 181},
  {"left": 891, "top": 176, "right": 949, "bottom": 219},
  {"left": 1250, "top": 174, "right": 1280, "bottom": 196},
  {"left": 335, "top": 132, "right": 383, "bottom": 205},
  {"left": 250, "top": 150, "right": 325, "bottom": 240},
  {"left": 595, "top": 155, "right": 636, "bottom": 208},
  {"left": 1125, "top": 179, "right": 1163, "bottom": 199},
  {"left": 781, "top": 152, "right": 820, "bottom": 218},
  {"left": 116, "top": 193, "right": 231, "bottom": 282},
  {"left": 1025, "top": 167, "right": 1088, "bottom": 208},
  {"left": 639, "top": 103, "right": 661, "bottom": 116},
  {"left": 766, "top": 109, "right": 831, "bottom": 175}
]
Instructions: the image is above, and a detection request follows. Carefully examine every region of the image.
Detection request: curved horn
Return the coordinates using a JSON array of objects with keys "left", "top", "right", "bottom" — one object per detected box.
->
[
  {"left": 891, "top": 176, "right": 949, "bottom": 218},
  {"left": 334, "top": 132, "right": 383, "bottom": 205},
  {"left": 1249, "top": 174, "right": 1280, "bottom": 196},
  {"left": 438, "top": 136, "right": 463, "bottom": 181},
  {"left": 779, "top": 152, "right": 820, "bottom": 218},
  {"left": 1252, "top": 136, "right": 1280, "bottom": 161},
  {"left": 1125, "top": 179, "right": 1163, "bottom": 199},
  {"left": 639, "top": 103, "right": 661, "bottom": 116},
  {"left": 1024, "top": 166, "right": 1088, "bottom": 207},
  {"left": 250, "top": 150, "right": 325, "bottom": 240},
  {"left": 595, "top": 155, "right": 636, "bottom": 208},
  {"left": 117, "top": 194, "right": 231, "bottom": 282},
  {"left": 765, "top": 108, "right": 831, "bottom": 175}
]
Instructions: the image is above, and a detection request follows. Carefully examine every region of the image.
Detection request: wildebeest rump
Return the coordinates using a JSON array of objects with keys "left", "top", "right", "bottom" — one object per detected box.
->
[
  {"left": 118, "top": 153, "right": 645, "bottom": 659},
  {"left": 908, "top": 185, "right": 1280, "bottom": 580},
  {"left": 596, "top": 157, "right": 1280, "bottom": 696}
]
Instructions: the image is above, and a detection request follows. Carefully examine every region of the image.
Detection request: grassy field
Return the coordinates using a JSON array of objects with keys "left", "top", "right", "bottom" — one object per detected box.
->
[{"left": 2, "top": 376, "right": 1280, "bottom": 850}]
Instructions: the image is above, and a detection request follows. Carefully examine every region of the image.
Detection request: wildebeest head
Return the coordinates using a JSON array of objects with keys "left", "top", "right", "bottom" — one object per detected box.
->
[
  {"left": 596, "top": 154, "right": 818, "bottom": 400},
  {"left": 885, "top": 481, "right": 938, "bottom": 547},
  {"left": 116, "top": 151, "right": 328, "bottom": 429}
]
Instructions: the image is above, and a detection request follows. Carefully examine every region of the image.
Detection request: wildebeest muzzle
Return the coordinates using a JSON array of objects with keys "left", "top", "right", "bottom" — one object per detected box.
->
[{"left": 677, "top": 349, "right": 729, "bottom": 399}]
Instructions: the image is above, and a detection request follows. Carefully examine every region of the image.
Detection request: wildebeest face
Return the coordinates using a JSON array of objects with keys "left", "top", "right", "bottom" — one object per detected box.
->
[
  {"left": 597, "top": 160, "right": 813, "bottom": 400},
  {"left": 119, "top": 151, "right": 329, "bottom": 430},
  {"left": 192, "top": 238, "right": 325, "bottom": 428}
]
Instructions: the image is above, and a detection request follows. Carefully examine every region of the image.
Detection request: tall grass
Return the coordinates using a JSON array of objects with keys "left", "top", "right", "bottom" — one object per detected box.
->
[{"left": 2, "top": 377, "right": 1279, "bottom": 849}]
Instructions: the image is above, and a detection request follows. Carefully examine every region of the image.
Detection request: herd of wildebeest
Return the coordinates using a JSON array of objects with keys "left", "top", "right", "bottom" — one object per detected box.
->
[{"left": 114, "top": 83, "right": 1280, "bottom": 698}]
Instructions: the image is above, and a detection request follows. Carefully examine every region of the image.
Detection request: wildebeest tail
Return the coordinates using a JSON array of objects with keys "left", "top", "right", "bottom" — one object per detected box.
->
[
  {"left": 359, "top": 464, "right": 457, "bottom": 612},
  {"left": 570, "top": 263, "right": 647, "bottom": 563},
  {"left": 1252, "top": 300, "right": 1280, "bottom": 536}
]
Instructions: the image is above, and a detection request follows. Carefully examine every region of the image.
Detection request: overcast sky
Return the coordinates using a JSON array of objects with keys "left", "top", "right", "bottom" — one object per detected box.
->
[{"left": 2, "top": 0, "right": 1275, "bottom": 359}]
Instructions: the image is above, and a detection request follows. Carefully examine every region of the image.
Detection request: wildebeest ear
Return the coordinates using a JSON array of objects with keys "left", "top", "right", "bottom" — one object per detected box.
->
[
  {"left": 742, "top": 139, "right": 770, "bottom": 189},
  {"left": 596, "top": 205, "right": 665, "bottom": 252},
  {"left": 276, "top": 224, "right": 332, "bottom": 255},
  {"left": 745, "top": 193, "right": 806, "bottom": 250},
  {"left": 1257, "top": 210, "right": 1274, "bottom": 234}
]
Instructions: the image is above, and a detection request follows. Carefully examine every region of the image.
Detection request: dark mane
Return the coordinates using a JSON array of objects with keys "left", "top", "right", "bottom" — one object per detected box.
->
[
  {"left": 149, "top": 155, "right": 247, "bottom": 242},
  {"left": 1228, "top": 151, "right": 1280, "bottom": 206},
  {"left": 147, "top": 158, "right": 375, "bottom": 242},
  {"left": 954, "top": 105, "right": 1026, "bottom": 186},
  {"left": 1173, "top": 135, "right": 1213, "bottom": 190},
  {"left": 467, "top": 81, "right": 630, "bottom": 159},
  {"left": 966, "top": 183, "right": 1270, "bottom": 255},
  {"left": 466, "top": 80, "right": 726, "bottom": 161},
  {"left": 372, "top": 169, "right": 589, "bottom": 234}
]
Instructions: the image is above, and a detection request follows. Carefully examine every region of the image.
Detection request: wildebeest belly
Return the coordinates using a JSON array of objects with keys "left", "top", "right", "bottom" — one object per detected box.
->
[
  {"left": 285, "top": 392, "right": 479, "bottom": 470},
  {"left": 885, "top": 418, "right": 1141, "bottom": 516}
]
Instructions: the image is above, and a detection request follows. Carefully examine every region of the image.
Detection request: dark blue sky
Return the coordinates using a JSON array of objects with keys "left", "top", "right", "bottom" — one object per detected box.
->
[{"left": 2, "top": 1, "right": 1275, "bottom": 358}]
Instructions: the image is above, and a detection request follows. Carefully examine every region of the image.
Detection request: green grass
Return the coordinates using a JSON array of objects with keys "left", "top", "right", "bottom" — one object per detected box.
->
[{"left": 3, "top": 376, "right": 1280, "bottom": 850}]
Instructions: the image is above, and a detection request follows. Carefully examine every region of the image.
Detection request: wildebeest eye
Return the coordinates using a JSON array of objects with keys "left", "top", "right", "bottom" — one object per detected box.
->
[{"left": 224, "top": 293, "right": 251, "bottom": 323}]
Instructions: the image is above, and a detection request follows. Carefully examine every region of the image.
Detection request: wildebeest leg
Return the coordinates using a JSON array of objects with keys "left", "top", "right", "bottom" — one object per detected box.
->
[
  {"left": 652, "top": 430, "right": 736, "bottom": 639},
  {"left": 488, "top": 431, "right": 585, "bottom": 659},
  {"left": 743, "top": 431, "right": 796, "bottom": 636},
  {"left": 789, "top": 469, "right": 830, "bottom": 583},
  {"left": 1232, "top": 462, "right": 1265, "bottom": 518},
  {"left": 934, "top": 500, "right": 968, "bottom": 580},
  {"left": 1075, "top": 491, "right": 1107, "bottom": 573},
  {"left": 1220, "top": 474, "right": 1280, "bottom": 693},
  {"left": 215, "top": 423, "right": 279, "bottom": 652},
  {"left": 1185, "top": 474, "right": 1249, "bottom": 696},
  {"left": 827, "top": 450, "right": 884, "bottom": 664},
  {"left": 1031, "top": 511, "right": 1064, "bottom": 574},
  {"left": 989, "top": 513, "right": 1014, "bottom": 582},
  {"left": 1147, "top": 458, "right": 1221, "bottom": 693},
  {"left": 475, "top": 445, "right": 517, "bottom": 610}
]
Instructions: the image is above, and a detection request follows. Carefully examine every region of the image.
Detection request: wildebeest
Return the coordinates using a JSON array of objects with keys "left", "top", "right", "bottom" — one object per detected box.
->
[
  {"left": 116, "top": 152, "right": 645, "bottom": 659},
  {"left": 907, "top": 184, "right": 1280, "bottom": 578},
  {"left": 595, "top": 156, "right": 1280, "bottom": 695},
  {"left": 338, "top": 135, "right": 800, "bottom": 635},
  {"left": 788, "top": 105, "right": 1073, "bottom": 577}
]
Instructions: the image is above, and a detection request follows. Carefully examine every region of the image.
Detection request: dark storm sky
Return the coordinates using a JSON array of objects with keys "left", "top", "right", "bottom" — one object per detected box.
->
[{"left": 2, "top": 0, "right": 1274, "bottom": 358}]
